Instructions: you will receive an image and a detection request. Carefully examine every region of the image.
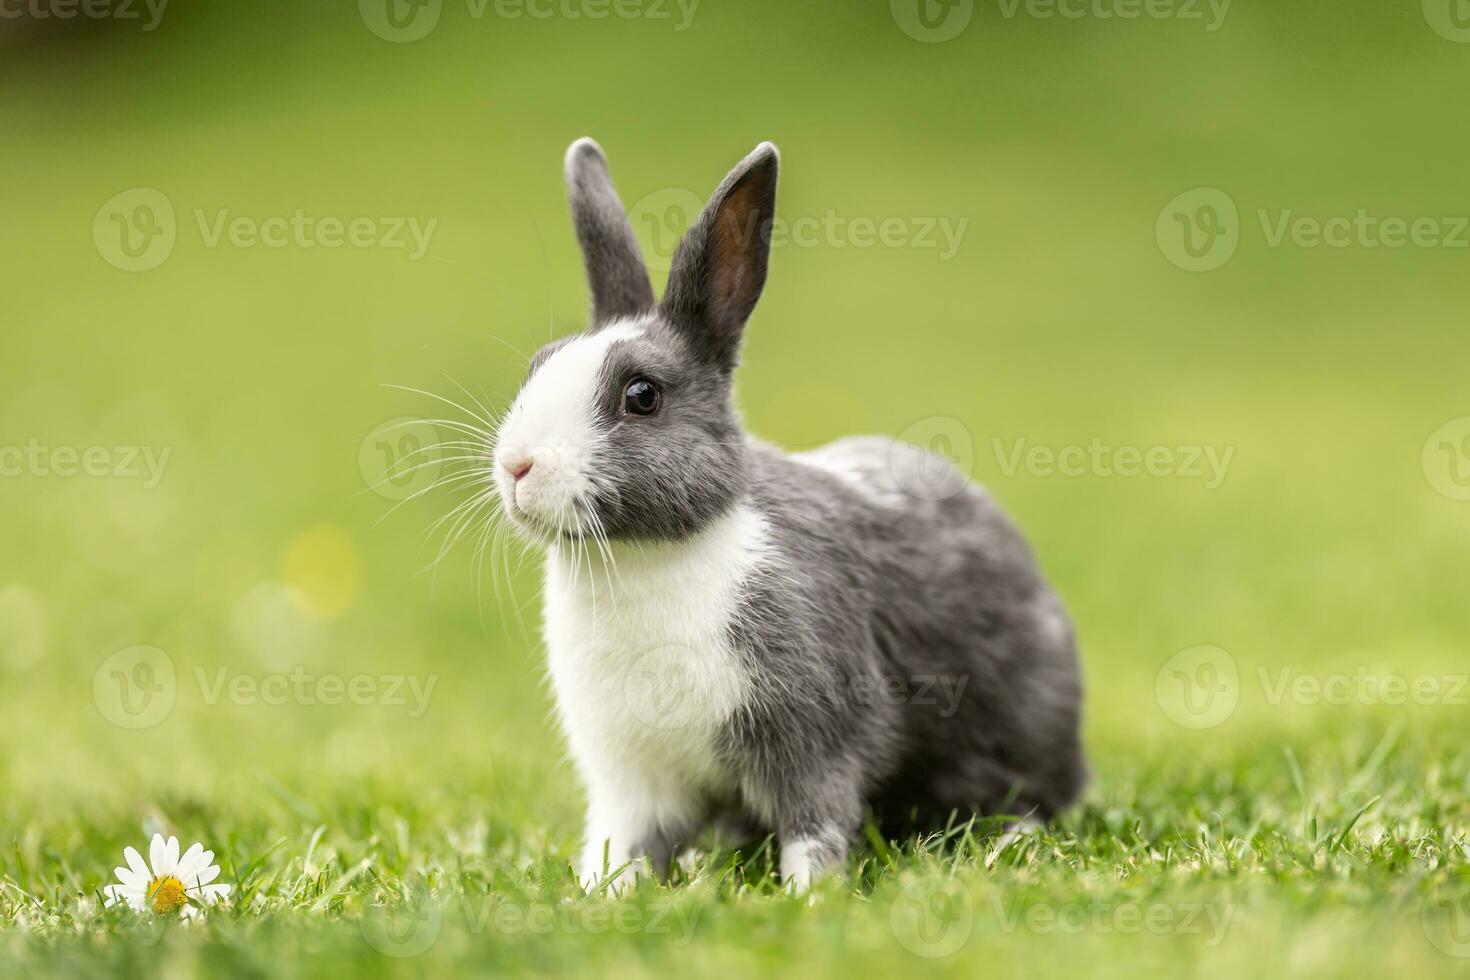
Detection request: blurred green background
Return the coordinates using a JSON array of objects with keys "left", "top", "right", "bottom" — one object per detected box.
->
[{"left": 2, "top": 0, "right": 1469, "bottom": 975}]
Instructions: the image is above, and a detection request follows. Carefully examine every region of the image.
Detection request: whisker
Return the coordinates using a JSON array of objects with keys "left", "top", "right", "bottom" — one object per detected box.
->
[
  {"left": 441, "top": 372, "right": 503, "bottom": 431},
  {"left": 381, "top": 385, "right": 500, "bottom": 434},
  {"left": 495, "top": 519, "right": 533, "bottom": 645},
  {"left": 425, "top": 491, "right": 498, "bottom": 589},
  {"left": 364, "top": 455, "right": 494, "bottom": 496},
  {"left": 476, "top": 332, "right": 534, "bottom": 368},
  {"left": 373, "top": 469, "right": 495, "bottom": 528},
  {"left": 373, "top": 417, "right": 493, "bottom": 441},
  {"left": 423, "top": 485, "right": 498, "bottom": 541}
]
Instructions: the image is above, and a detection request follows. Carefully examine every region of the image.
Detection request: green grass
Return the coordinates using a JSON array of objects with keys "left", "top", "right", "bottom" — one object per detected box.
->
[
  {"left": 4, "top": 0, "right": 1470, "bottom": 976},
  {"left": 4, "top": 724, "right": 1469, "bottom": 977}
]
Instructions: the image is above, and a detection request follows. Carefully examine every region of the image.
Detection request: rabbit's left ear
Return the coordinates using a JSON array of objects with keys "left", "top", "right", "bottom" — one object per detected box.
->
[
  {"left": 565, "top": 138, "right": 656, "bottom": 325},
  {"left": 662, "top": 142, "right": 779, "bottom": 370}
]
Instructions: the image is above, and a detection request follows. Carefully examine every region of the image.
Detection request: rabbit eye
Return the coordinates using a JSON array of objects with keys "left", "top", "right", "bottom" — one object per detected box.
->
[{"left": 622, "top": 378, "right": 661, "bottom": 417}]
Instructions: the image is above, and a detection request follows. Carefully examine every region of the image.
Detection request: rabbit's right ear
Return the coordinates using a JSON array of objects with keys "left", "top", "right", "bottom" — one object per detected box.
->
[
  {"left": 565, "top": 138, "right": 656, "bottom": 326},
  {"left": 660, "top": 143, "right": 779, "bottom": 371}
]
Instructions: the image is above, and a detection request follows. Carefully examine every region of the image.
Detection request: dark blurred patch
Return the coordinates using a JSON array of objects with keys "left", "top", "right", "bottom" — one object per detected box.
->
[
  {"left": 0, "top": 4, "right": 146, "bottom": 49},
  {"left": 0, "top": 0, "right": 216, "bottom": 51}
]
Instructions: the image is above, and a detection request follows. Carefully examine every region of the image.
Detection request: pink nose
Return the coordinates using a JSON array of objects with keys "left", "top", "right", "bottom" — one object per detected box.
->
[{"left": 505, "top": 457, "right": 534, "bottom": 482}]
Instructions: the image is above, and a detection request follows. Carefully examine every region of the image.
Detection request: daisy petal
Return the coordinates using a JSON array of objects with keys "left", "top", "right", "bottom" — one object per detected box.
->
[
  {"left": 149, "top": 834, "right": 168, "bottom": 875},
  {"left": 194, "top": 864, "right": 220, "bottom": 886},
  {"left": 198, "top": 883, "right": 232, "bottom": 904},
  {"left": 103, "top": 884, "right": 145, "bottom": 910},
  {"left": 176, "top": 843, "right": 205, "bottom": 882},
  {"left": 113, "top": 867, "right": 142, "bottom": 890},
  {"left": 164, "top": 836, "right": 181, "bottom": 873},
  {"left": 124, "top": 846, "right": 150, "bottom": 882}
]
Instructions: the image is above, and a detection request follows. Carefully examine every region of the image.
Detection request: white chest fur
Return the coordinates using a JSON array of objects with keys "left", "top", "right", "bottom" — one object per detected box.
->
[{"left": 542, "top": 503, "right": 771, "bottom": 811}]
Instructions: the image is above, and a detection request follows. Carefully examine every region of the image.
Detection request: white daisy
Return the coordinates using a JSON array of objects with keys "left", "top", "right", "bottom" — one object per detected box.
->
[{"left": 103, "top": 834, "right": 232, "bottom": 919}]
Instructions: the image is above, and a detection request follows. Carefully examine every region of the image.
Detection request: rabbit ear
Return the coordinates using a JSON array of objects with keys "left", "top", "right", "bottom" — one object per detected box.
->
[
  {"left": 565, "top": 138, "right": 656, "bottom": 325},
  {"left": 662, "top": 142, "right": 779, "bottom": 370}
]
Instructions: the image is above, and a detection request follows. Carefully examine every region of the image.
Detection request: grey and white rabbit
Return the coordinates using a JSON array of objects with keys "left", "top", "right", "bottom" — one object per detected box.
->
[{"left": 487, "top": 139, "right": 1087, "bottom": 889}]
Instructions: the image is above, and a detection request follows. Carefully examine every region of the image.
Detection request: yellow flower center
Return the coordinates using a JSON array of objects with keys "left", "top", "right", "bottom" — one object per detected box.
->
[{"left": 147, "top": 875, "right": 187, "bottom": 915}]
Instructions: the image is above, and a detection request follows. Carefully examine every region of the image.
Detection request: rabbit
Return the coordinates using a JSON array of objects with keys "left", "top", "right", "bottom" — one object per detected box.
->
[{"left": 486, "top": 138, "right": 1087, "bottom": 890}]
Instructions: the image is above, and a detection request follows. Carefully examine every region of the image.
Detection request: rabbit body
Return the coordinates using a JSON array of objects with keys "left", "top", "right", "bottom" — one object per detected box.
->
[{"left": 490, "top": 140, "right": 1086, "bottom": 888}]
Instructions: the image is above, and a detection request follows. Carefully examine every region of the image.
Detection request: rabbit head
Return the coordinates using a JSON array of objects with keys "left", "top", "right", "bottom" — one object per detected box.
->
[{"left": 492, "top": 139, "right": 779, "bottom": 543}]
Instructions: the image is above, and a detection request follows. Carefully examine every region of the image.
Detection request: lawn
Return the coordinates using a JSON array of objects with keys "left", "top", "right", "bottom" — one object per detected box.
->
[{"left": 3, "top": 1, "right": 1469, "bottom": 977}]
